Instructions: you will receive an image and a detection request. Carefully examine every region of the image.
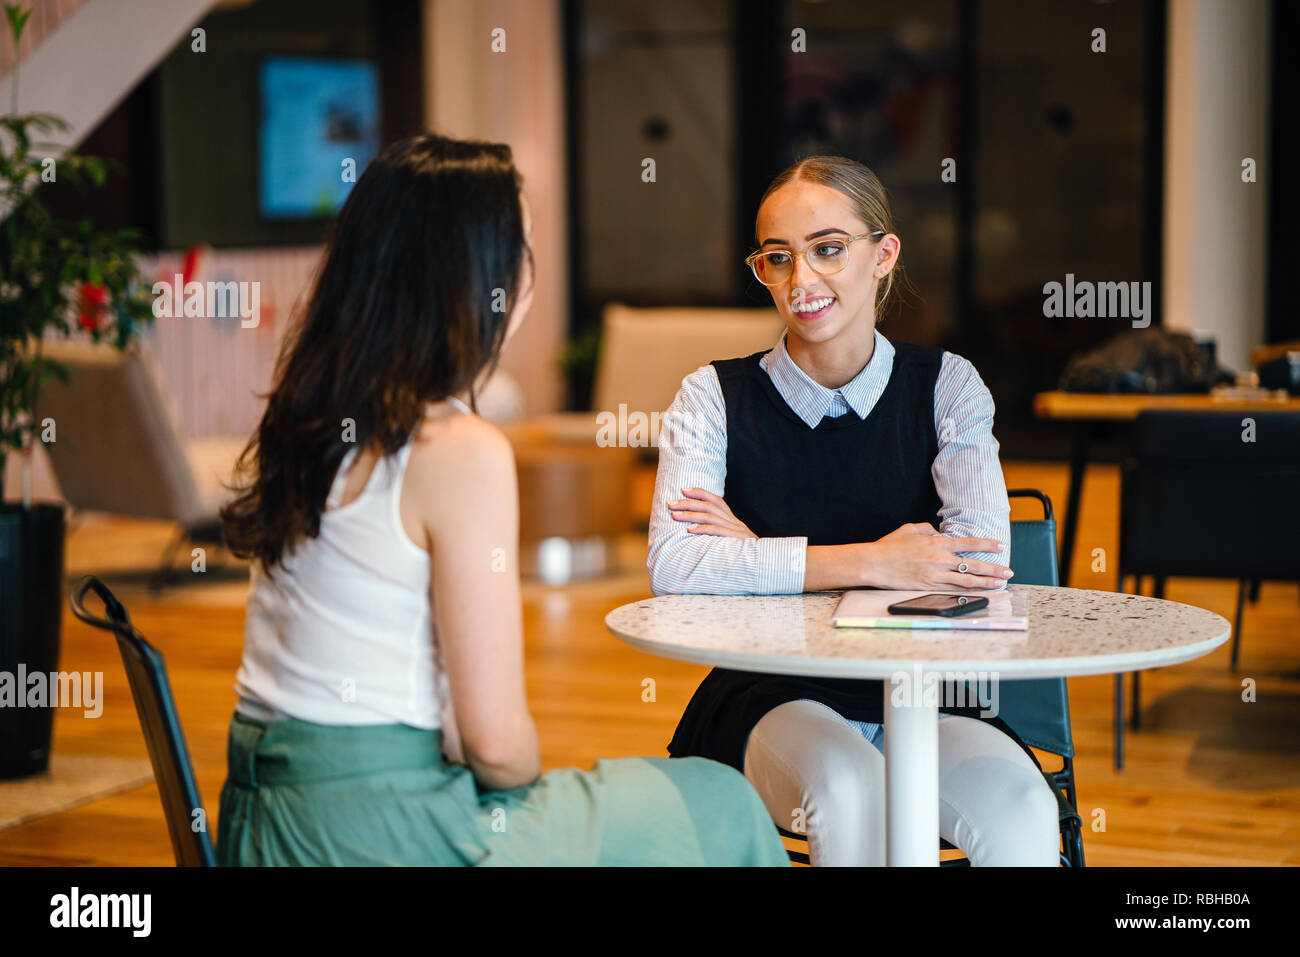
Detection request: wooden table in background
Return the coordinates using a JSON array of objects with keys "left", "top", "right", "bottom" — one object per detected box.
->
[
  {"left": 502, "top": 413, "right": 636, "bottom": 583},
  {"left": 1032, "top": 389, "right": 1300, "bottom": 583}
]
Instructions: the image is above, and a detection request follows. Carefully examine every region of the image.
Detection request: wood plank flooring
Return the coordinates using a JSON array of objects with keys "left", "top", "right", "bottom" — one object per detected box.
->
[{"left": 1, "top": 461, "right": 1296, "bottom": 866}]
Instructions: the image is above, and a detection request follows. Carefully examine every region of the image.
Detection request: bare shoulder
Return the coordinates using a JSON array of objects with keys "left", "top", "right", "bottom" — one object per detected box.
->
[
  {"left": 394, "top": 401, "right": 515, "bottom": 550},
  {"left": 404, "top": 401, "right": 515, "bottom": 505},
  {"left": 409, "top": 401, "right": 513, "bottom": 471}
]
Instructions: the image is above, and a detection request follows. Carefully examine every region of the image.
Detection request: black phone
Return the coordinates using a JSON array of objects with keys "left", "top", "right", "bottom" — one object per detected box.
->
[{"left": 887, "top": 594, "right": 990, "bottom": 617}]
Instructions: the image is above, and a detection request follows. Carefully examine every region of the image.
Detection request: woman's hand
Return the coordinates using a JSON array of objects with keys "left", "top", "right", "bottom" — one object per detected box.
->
[
  {"left": 860, "top": 523, "right": 1012, "bottom": 590},
  {"left": 668, "top": 488, "right": 756, "bottom": 539}
]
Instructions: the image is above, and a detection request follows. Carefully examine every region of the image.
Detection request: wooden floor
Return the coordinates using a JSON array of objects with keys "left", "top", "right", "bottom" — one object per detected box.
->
[{"left": 1, "top": 460, "right": 1297, "bottom": 866}]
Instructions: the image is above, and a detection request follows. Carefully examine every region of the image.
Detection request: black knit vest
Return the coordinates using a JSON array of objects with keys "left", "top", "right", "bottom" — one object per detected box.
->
[
  {"left": 718, "top": 341, "right": 943, "bottom": 544},
  {"left": 666, "top": 339, "right": 1028, "bottom": 772}
]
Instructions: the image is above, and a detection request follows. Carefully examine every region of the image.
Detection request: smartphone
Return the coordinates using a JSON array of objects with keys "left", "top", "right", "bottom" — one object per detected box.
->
[{"left": 887, "top": 594, "right": 990, "bottom": 617}]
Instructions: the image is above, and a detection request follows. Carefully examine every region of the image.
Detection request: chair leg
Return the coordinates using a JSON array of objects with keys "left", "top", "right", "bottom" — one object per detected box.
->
[
  {"left": 1114, "top": 673, "right": 1125, "bottom": 771},
  {"left": 1231, "top": 579, "right": 1247, "bottom": 671},
  {"left": 1248, "top": 578, "right": 1261, "bottom": 603},
  {"left": 1065, "top": 821, "right": 1086, "bottom": 867}
]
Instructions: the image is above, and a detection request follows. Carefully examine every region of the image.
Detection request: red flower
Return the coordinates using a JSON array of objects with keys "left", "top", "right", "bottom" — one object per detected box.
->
[{"left": 77, "top": 282, "right": 107, "bottom": 331}]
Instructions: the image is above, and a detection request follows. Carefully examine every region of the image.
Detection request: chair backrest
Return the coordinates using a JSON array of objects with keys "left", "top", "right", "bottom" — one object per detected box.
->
[
  {"left": 592, "top": 304, "right": 785, "bottom": 415},
  {"left": 35, "top": 339, "right": 205, "bottom": 526},
  {"left": 69, "top": 576, "right": 216, "bottom": 866},
  {"left": 1121, "top": 410, "right": 1300, "bottom": 579},
  {"left": 992, "top": 489, "right": 1074, "bottom": 758}
]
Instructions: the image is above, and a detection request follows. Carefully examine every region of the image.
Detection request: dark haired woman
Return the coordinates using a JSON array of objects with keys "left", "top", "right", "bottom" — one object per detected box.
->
[
  {"left": 648, "top": 155, "right": 1058, "bottom": 866},
  {"left": 216, "top": 134, "right": 787, "bottom": 866}
]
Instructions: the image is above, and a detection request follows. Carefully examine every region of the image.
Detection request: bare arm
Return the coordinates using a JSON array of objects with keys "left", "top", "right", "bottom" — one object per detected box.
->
[{"left": 414, "top": 412, "right": 539, "bottom": 791}]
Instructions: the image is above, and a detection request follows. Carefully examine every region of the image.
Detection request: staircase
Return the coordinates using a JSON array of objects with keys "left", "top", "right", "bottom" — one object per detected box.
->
[{"left": 0, "top": 0, "right": 221, "bottom": 149}]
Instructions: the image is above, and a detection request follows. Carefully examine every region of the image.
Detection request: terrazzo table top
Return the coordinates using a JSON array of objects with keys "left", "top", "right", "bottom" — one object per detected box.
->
[{"left": 605, "top": 584, "right": 1231, "bottom": 679}]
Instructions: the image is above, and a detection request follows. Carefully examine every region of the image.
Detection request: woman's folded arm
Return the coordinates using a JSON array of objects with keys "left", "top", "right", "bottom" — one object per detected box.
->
[{"left": 647, "top": 366, "right": 807, "bottom": 596}]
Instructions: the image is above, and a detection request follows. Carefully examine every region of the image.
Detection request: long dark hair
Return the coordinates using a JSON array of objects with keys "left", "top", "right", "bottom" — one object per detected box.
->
[{"left": 222, "top": 133, "right": 532, "bottom": 571}]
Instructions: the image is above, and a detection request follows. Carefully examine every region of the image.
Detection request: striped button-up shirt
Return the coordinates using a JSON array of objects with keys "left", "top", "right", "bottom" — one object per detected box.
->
[
  {"left": 646, "top": 328, "right": 1011, "bottom": 743},
  {"left": 647, "top": 328, "right": 1011, "bottom": 594}
]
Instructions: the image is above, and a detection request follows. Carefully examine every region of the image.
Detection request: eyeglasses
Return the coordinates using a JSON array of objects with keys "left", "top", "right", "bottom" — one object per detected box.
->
[{"left": 745, "top": 231, "right": 885, "bottom": 286}]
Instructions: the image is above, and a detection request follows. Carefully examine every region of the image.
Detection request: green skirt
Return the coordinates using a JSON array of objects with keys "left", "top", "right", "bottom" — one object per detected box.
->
[{"left": 216, "top": 712, "right": 789, "bottom": 866}]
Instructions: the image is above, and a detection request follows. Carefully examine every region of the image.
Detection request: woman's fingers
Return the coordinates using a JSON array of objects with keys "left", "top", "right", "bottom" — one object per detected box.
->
[
  {"left": 668, "top": 506, "right": 727, "bottom": 525},
  {"left": 670, "top": 490, "right": 738, "bottom": 524},
  {"left": 940, "top": 572, "right": 1008, "bottom": 590},
  {"left": 681, "top": 487, "right": 725, "bottom": 505},
  {"left": 687, "top": 523, "right": 748, "bottom": 538},
  {"left": 669, "top": 494, "right": 727, "bottom": 516},
  {"left": 952, "top": 558, "right": 1013, "bottom": 579},
  {"left": 670, "top": 490, "right": 753, "bottom": 537},
  {"left": 671, "top": 504, "right": 746, "bottom": 533}
]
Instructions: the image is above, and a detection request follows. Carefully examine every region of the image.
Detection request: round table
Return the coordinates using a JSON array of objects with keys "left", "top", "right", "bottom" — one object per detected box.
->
[{"left": 605, "top": 584, "right": 1231, "bottom": 866}]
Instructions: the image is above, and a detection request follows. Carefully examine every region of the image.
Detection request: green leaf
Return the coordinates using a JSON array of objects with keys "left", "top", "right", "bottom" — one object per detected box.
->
[
  {"left": 83, "top": 156, "right": 106, "bottom": 186},
  {"left": 4, "top": 4, "right": 32, "bottom": 45},
  {"left": 0, "top": 81, "right": 155, "bottom": 447},
  {"left": 11, "top": 113, "right": 71, "bottom": 134}
]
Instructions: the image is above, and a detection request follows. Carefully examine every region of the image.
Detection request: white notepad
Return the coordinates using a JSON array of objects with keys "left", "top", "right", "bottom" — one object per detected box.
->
[{"left": 832, "top": 588, "right": 1028, "bottom": 631}]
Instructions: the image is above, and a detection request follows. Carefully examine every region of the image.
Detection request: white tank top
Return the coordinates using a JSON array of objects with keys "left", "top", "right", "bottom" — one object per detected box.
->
[{"left": 233, "top": 397, "right": 472, "bottom": 727}]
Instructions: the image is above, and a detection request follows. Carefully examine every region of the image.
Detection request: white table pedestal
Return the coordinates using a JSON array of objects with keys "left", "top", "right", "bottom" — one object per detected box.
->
[{"left": 884, "top": 679, "right": 939, "bottom": 866}]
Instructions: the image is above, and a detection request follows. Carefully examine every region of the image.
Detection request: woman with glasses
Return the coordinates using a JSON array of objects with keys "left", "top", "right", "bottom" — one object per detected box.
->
[
  {"left": 215, "top": 134, "right": 788, "bottom": 867},
  {"left": 648, "top": 155, "right": 1059, "bottom": 866}
]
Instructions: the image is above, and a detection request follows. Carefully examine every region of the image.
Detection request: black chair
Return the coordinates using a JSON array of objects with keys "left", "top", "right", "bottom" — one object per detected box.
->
[
  {"left": 70, "top": 575, "right": 217, "bottom": 866},
  {"left": 778, "top": 489, "right": 1085, "bottom": 867},
  {"left": 1114, "top": 410, "right": 1300, "bottom": 770}
]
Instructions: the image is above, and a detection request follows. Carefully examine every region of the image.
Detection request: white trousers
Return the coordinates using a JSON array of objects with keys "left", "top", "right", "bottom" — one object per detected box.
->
[{"left": 742, "top": 699, "right": 1060, "bottom": 866}]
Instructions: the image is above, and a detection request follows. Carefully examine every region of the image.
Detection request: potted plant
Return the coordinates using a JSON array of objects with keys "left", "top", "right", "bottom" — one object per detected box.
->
[{"left": 0, "top": 3, "right": 155, "bottom": 778}]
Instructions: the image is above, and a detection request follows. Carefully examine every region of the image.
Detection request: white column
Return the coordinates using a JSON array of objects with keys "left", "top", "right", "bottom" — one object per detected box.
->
[
  {"left": 1163, "top": 0, "right": 1271, "bottom": 373},
  {"left": 423, "top": 0, "right": 568, "bottom": 416}
]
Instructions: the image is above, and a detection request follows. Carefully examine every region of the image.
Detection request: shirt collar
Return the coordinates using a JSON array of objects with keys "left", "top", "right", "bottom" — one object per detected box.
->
[{"left": 760, "top": 328, "right": 895, "bottom": 428}]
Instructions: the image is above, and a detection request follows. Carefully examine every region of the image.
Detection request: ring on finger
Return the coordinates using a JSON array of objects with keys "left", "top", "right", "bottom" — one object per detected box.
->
[{"left": 956, "top": 561, "right": 969, "bottom": 574}]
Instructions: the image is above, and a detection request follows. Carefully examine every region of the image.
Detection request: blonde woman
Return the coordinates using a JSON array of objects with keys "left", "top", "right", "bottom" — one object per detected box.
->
[{"left": 648, "top": 155, "right": 1059, "bottom": 867}]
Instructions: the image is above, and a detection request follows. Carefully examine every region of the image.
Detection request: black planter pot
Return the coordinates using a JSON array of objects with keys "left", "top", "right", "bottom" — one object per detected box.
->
[{"left": 0, "top": 502, "right": 66, "bottom": 779}]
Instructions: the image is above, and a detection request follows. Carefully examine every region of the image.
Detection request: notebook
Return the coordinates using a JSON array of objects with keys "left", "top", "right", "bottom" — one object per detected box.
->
[{"left": 831, "top": 588, "right": 1028, "bottom": 631}]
